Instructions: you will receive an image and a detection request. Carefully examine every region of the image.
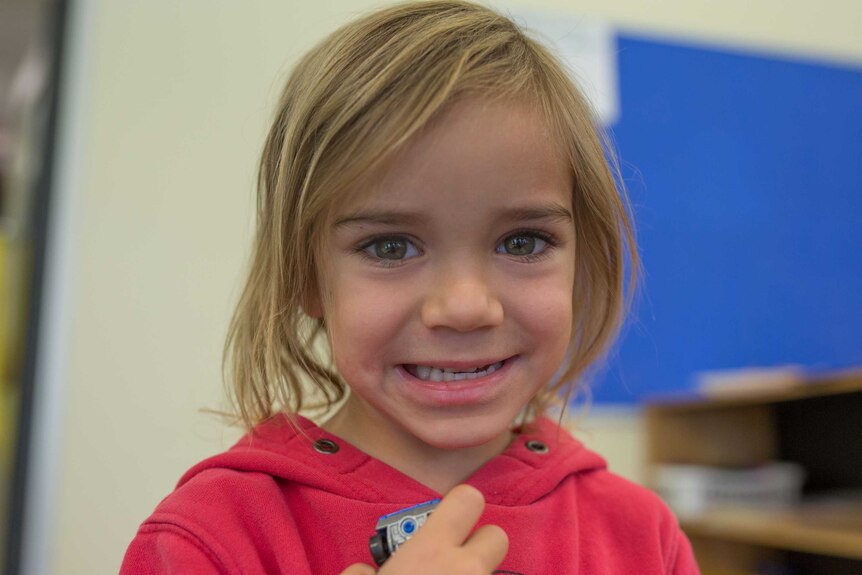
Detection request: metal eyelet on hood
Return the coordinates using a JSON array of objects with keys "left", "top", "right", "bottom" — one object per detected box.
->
[
  {"left": 313, "top": 439, "right": 340, "bottom": 454},
  {"left": 525, "top": 439, "right": 549, "bottom": 454}
]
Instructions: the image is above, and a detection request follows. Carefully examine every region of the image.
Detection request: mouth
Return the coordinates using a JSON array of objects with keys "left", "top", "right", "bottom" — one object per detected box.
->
[{"left": 403, "top": 360, "right": 506, "bottom": 383}]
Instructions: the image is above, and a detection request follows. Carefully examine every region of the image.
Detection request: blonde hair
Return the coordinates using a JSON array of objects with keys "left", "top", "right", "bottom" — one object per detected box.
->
[{"left": 225, "top": 0, "right": 638, "bottom": 429}]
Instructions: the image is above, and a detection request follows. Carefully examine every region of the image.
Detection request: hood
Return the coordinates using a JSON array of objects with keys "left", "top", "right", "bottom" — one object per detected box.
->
[{"left": 178, "top": 414, "right": 607, "bottom": 507}]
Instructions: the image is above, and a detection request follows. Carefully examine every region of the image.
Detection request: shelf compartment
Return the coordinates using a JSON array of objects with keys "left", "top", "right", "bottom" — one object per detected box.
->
[{"left": 680, "top": 495, "right": 862, "bottom": 560}]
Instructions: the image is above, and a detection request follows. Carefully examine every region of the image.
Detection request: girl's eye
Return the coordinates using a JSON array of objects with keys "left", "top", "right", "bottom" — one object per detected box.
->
[
  {"left": 497, "top": 232, "right": 550, "bottom": 257},
  {"left": 362, "top": 237, "right": 420, "bottom": 261}
]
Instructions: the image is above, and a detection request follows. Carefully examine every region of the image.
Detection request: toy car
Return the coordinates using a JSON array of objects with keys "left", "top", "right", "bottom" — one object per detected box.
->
[{"left": 368, "top": 499, "right": 440, "bottom": 566}]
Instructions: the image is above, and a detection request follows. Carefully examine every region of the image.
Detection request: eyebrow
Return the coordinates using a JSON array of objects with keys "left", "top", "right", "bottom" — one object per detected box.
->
[
  {"left": 334, "top": 210, "right": 425, "bottom": 228},
  {"left": 498, "top": 204, "right": 573, "bottom": 224},
  {"left": 334, "top": 202, "right": 573, "bottom": 228}
]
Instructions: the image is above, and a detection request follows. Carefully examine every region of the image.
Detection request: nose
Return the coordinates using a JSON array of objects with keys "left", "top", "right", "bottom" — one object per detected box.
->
[{"left": 420, "top": 269, "right": 504, "bottom": 332}]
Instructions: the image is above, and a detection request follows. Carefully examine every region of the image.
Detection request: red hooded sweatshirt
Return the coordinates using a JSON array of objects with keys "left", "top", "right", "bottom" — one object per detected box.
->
[{"left": 120, "top": 416, "right": 699, "bottom": 574}]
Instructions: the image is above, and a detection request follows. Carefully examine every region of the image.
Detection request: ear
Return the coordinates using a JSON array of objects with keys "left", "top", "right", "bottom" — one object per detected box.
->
[
  {"left": 301, "top": 278, "right": 324, "bottom": 319},
  {"left": 302, "top": 295, "right": 323, "bottom": 319}
]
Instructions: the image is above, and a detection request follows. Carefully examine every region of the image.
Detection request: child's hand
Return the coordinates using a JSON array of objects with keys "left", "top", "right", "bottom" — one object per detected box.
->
[{"left": 340, "top": 484, "right": 508, "bottom": 575}]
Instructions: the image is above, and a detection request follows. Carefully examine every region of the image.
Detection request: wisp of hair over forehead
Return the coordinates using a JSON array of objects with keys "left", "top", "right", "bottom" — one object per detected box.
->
[{"left": 224, "top": 0, "right": 638, "bottom": 430}]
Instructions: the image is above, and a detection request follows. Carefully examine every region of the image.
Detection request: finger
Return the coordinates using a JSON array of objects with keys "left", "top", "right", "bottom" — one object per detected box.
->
[
  {"left": 339, "top": 563, "right": 377, "bottom": 575},
  {"left": 420, "top": 484, "right": 485, "bottom": 545},
  {"left": 462, "top": 524, "right": 509, "bottom": 569}
]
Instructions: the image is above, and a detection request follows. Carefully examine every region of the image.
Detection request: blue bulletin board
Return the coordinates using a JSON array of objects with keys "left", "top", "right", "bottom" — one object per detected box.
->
[{"left": 590, "top": 35, "right": 862, "bottom": 404}]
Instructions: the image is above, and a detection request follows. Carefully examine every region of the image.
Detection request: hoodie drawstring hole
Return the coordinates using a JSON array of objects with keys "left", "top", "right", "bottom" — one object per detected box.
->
[
  {"left": 313, "top": 439, "right": 340, "bottom": 454},
  {"left": 525, "top": 440, "right": 549, "bottom": 454}
]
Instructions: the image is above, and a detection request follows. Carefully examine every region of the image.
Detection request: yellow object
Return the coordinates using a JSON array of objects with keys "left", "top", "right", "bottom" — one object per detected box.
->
[
  {"left": 0, "top": 235, "right": 7, "bottom": 380},
  {"left": 0, "top": 234, "right": 10, "bottom": 471},
  {"left": 0, "top": 235, "right": 10, "bottom": 472}
]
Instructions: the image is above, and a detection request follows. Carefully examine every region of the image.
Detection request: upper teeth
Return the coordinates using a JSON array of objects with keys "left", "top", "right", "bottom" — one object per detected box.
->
[{"left": 413, "top": 362, "right": 504, "bottom": 382}]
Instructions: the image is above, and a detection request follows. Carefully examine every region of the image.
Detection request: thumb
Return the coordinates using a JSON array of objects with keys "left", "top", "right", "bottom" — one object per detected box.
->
[{"left": 339, "top": 563, "right": 377, "bottom": 575}]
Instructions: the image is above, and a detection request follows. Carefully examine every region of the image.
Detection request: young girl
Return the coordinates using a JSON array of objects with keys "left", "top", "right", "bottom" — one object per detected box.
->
[{"left": 121, "top": 2, "right": 699, "bottom": 573}]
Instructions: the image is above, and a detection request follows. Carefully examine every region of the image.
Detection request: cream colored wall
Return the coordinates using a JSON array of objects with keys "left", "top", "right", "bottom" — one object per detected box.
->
[
  {"left": 39, "top": 1, "right": 862, "bottom": 574},
  {"left": 534, "top": 0, "right": 862, "bottom": 66}
]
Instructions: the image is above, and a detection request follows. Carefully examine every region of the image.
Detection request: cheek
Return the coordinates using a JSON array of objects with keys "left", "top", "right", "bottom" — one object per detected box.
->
[
  {"left": 519, "top": 277, "right": 574, "bottom": 355},
  {"left": 325, "top": 277, "right": 414, "bottom": 368}
]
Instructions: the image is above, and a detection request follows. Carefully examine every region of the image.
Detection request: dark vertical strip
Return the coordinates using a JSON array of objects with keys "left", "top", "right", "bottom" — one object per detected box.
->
[{"left": 4, "top": 1, "right": 71, "bottom": 574}]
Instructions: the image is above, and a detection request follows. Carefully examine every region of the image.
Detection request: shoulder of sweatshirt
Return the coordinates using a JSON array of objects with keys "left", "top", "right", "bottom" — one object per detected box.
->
[
  {"left": 575, "top": 468, "right": 700, "bottom": 574},
  {"left": 124, "top": 467, "right": 311, "bottom": 575}
]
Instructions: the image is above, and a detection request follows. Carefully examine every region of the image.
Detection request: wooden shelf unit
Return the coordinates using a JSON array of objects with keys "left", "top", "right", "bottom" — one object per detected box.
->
[{"left": 645, "top": 370, "right": 862, "bottom": 574}]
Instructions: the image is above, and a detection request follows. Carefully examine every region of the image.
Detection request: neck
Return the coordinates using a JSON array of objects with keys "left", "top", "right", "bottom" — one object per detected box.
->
[{"left": 322, "top": 400, "right": 513, "bottom": 494}]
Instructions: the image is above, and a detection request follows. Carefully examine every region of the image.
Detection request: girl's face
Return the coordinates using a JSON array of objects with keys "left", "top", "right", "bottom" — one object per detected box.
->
[{"left": 315, "top": 97, "right": 576, "bottom": 456}]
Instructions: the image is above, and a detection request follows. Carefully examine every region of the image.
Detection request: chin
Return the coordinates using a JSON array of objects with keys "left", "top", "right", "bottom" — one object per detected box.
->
[{"left": 411, "top": 413, "right": 514, "bottom": 451}]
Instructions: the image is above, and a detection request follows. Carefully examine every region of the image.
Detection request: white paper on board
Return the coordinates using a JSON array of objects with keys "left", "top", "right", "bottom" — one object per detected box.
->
[{"left": 499, "top": 5, "right": 619, "bottom": 126}]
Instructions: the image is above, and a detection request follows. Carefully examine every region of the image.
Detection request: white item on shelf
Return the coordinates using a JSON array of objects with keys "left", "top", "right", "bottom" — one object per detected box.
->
[
  {"left": 654, "top": 462, "right": 806, "bottom": 519},
  {"left": 694, "top": 366, "right": 805, "bottom": 398}
]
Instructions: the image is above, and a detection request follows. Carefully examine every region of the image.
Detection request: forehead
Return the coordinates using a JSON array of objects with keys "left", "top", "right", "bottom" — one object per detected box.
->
[{"left": 332, "top": 97, "right": 572, "bottom": 218}]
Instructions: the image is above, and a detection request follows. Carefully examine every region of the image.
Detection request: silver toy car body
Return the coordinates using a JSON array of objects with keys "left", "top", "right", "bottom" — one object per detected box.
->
[{"left": 368, "top": 499, "right": 440, "bottom": 566}]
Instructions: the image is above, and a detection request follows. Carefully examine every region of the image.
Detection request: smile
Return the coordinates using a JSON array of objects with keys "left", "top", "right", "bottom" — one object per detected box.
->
[{"left": 404, "top": 361, "right": 505, "bottom": 382}]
